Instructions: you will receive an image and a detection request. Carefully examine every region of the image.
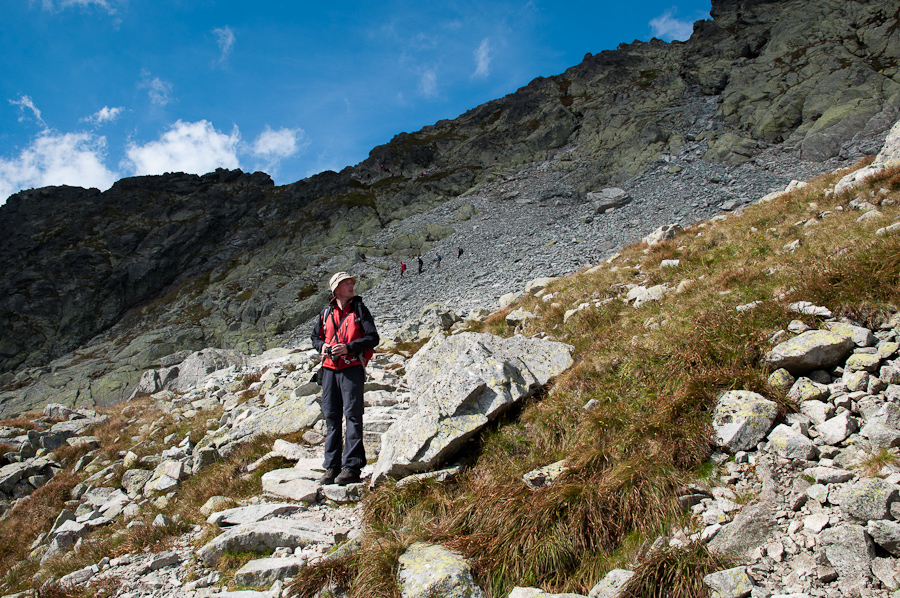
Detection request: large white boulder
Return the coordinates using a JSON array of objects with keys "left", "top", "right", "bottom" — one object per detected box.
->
[{"left": 372, "top": 332, "right": 573, "bottom": 482}]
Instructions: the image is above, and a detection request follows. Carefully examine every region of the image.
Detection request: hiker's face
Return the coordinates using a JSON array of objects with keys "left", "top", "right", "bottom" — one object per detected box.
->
[{"left": 335, "top": 278, "right": 354, "bottom": 301}]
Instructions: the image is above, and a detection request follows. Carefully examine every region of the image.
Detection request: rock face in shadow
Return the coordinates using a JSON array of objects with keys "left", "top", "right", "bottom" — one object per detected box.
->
[{"left": 1, "top": 0, "right": 899, "bottom": 416}]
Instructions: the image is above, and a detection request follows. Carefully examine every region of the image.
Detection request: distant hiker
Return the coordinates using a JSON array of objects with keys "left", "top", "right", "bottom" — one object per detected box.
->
[
  {"left": 417, "top": 255, "right": 424, "bottom": 274},
  {"left": 400, "top": 262, "right": 407, "bottom": 277},
  {"left": 435, "top": 253, "right": 442, "bottom": 268},
  {"left": 457, "top": 246, "right": 463, "bottom": 259},
  {"left": 311, "top": 272, "right": 380, "bottom": 486}
]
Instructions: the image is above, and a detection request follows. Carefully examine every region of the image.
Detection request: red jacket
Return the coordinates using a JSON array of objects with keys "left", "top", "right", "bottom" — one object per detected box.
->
[{"left": 311, "top": 296, "right": 379, "bottom": 370}]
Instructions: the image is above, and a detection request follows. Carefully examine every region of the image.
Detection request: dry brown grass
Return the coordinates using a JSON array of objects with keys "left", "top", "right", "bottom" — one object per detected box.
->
[
  {"left": 619, "top": 543, "right": 731, "bottom": 598},
  {"left": 0, "top": 471, "right": 80, "bottom": 577},
  {"left": 305, "top": 160, "right": 900, "bottom": 597},
  {"left": 288, "top": 555, "right": 358, "bottom": 598},
  {"left": 0, "top": 414, "right": 42, "bottom": 430}
]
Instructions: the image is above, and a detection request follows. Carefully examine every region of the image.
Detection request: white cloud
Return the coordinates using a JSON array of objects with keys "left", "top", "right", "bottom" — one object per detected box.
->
[
  {"left": 81, "top": 105, "right": 124, "bottom": 126},
  {"left": 419, "top": 69, "right": 437, "bottom": 97},
  {"left": 473, "top": 38, "right": 492, "bottom": 78},
  {"left": 0, "top": 130, "right": 117, "bottom": 203},
  {"left": 139, "top": 69, "right": 173, "bottom": 106},
  {"left": 251, "top": 126, "right": 305, "bottom": 159},
  {"left": 213, "top": 26, "right": 235, "bottom": 66},
  {"left": 10, "top": 95, "right": 46, "bottom": 127},
  {"left": 124, "top": 120, "right": 240, "bottom": 176},
  {"left": 649, "top": 10, "right": 695, "bottom": 42},
  {"left": 410, "top": 32, "right": 438, "bottom": 50},
  {"left": 40, "top": 0, "right": 118, "bottom": 13}
]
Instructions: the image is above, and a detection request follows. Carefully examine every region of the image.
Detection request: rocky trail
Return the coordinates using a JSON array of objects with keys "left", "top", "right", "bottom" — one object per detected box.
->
[{"left": 303, "top": 135, "right": 839, "bottom": 345}]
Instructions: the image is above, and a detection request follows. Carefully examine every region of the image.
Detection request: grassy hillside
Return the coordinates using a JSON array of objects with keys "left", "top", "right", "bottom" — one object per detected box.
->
[
  {"left": 291, "top": 158, "right": 900, "bottom": 597},
  {"left": 2, "top": 158, "right": 900, "bottom": 597}
]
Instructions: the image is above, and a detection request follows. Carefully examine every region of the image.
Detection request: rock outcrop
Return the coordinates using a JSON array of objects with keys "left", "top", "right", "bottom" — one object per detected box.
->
[{"left": 372, "top": 332, "right": 574, "bottom": 482}]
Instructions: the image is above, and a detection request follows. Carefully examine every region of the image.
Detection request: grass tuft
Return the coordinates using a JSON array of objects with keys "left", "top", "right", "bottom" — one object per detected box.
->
[{"left": 619, "top": 543, "right": 731, "bottom": 598}]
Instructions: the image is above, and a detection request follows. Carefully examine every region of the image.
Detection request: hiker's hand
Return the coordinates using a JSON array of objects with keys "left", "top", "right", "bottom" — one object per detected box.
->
[{"left": 331, "top": 343, "right": 348, "bottom": 356}]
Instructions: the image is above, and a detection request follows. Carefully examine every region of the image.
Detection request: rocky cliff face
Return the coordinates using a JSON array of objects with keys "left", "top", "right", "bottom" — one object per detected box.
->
[{"left": 1, "top": 0, "right": 899, "bottom": 417}]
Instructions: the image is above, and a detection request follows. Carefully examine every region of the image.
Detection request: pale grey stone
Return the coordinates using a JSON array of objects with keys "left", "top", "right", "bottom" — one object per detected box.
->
[
  {"left": 322, "top": 483, "right": 363, "bottom": 503},
  {"left": 872, "top": 556, "right": 900, "bottom": 590},
  {"left": 788, "top": 320, "right": 812, "bottom": 334},
  {"left": 768, "top": 368, "right": 795, "bottom": 391},
  {"left": 861, "top": 421, "right": 900, "bottom": 450},
  {"left": 233, "top": 557, "right": 306, "bottom": 587},
  {"left": 272, "top": 439, "right": 307, "bottom": 461},
  {"left": 524, "top": 277, "right": 558, "bottom": 294},
  {"left": 198, "top": 519, "right": 331, "bottom": 566},
  {"left": 522, "top": 460, "right": 568, "bottom": 490},
  {"left": 588, "top": 569, "right": 634, "bottom": 598},
  {"left": 625, "top": 284, "right": 669, "bottom": 307},
  {"left": 800, "top": 400, "right": 833, "bottom": 426},
  {"left": 843, "top": 370, "right": 870, "bottom": 392},
  {"left": 787, "top": 378, "right": 828, "bottom": 402},
  {"left": 765, "top": 330, "right": 854, "bottom": 374},
  {"left": 260, "top": 468, "right": 319, "bottom": 502},
  {"left": 52, "top": 509, "right": 75, "bottom": 531},
  {"left": 144, "top": 474, "right": 178, "bottom": 495},
  {"left": 804, "top": 513, "right": 830, "bottom": 533},
  {"left": 767, "top": 424, "right": 818, "bottom": 460},
  {"left": 868, "top": 520, "right": 900, "bottom": 556},
  {"left": 814, "top": 412, "right": 858, "bottom": 446},
  {"left": 397, "top": 542, "right": 486, "bottom": 598},
  {"left": 200, "top": 495, "right": 237, "bottom": 517},
  {"left": 59, "top": 564, "right": 98, "bottom": 587},
  {"left": 642, "top": 223, "right": 682, "bottom": 246},
  {"left": 193, "top": 446, "right": 219, "bottom": 473},
  {"left": 200, "top": 392, "right": 322, "bottom": 454},
  {"left": 0, "top": 462, "right": 27, "bottom": 493},
  {"left": 708, "top": 503, "right": 777, "bottom": 561},
  {"left": 819, "top": 524, "right": 875, "bottom": 596},
  {"left": 846, "top": 353, "right": 883, "bottom": 373},
  {"left": 703, "top": 566, "right": 754, "bottom": 598},
  {"left": 147, "top": 550, "right": 180, "bottom": 570},
  {"left": 788, "top": 302, "right": 833, "bottom": 318},
  {"left": 713, "top": 391, "right": 777, "bottom": 453},
  {"left": 506, "top": 309, "right": 537, "bottom": 327},
  {"left": 588, "top": 188, "right": 631, "bottom": 214},
  {"left": 152, "top": 514, "right": 171, "bottom": 527},
  {"left": 838, "top": 478, "right": 899, "bottom": 522},
  {"left": 825, "top": 322, "right": 877, "bottom": 348},
  {"left": 208, "top": 503, "right": 305, "bottom": 527},
  {"left": 373, "top": 333, "right": 573, "bottom": 482},
  {"left": 873, "top": 403, "right": 900, "bottom": 429},
  {"left": 498, "top": 292, "right": 521, "bottom": 310},
  {"left": 396, "top": 466, "right": 463, "bottom": 488}
]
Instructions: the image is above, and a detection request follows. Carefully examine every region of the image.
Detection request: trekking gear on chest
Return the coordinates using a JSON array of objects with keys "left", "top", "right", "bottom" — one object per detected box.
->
[{"left": 318, "top": 300, "right": 374, "bottom": 370}]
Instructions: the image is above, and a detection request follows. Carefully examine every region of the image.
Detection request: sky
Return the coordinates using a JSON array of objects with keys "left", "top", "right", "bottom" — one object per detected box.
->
[{"left": 0, "top": 0, "right": 711, "bottom": 204}]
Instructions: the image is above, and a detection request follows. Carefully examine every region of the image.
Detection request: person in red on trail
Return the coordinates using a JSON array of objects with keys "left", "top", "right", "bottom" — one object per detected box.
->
[
  {"left": 310, "top": 272, "right": 380, "bottom": 486},
  {"left": 400, "top": 262, "right": 407, "bottom": 277}
]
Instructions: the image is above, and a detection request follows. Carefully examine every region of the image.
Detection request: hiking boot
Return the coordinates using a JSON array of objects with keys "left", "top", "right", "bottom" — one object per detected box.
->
[
  {"left": 318, "top": 467, "right": 338, "bottom": 485},
  {"left": 335, "top": 468, "right": 361, "bottom": 486}
]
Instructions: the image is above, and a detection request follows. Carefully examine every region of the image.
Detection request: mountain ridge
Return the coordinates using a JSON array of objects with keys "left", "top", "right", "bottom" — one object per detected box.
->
[{"left": 1, "top": 0, "right": 899, "bottom": 417}]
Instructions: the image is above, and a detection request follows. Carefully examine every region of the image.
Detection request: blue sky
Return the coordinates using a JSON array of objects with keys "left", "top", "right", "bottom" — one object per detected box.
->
[{"left": 0, "top": 0, "right": 710, "bottom": 203}]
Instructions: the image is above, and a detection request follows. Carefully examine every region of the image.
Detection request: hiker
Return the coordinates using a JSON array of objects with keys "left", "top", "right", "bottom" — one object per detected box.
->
[
  {"left": 400, "top": 261, "right": 407, "bottom": 277},
  {"left": 310, "top": 272, "right": 380, "bottom": 486},
  {"left": 435, "top": 253, "right": 442, "bottom": 268},
  {"left": 457, "top": 246, "right": 463, "bottom": 259},
  {"left": 417, "top": 255, "right": 424, "bottom": 274}
]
